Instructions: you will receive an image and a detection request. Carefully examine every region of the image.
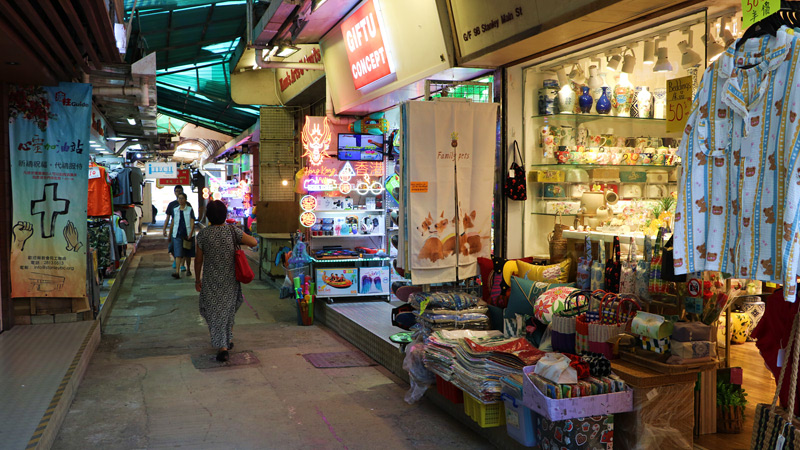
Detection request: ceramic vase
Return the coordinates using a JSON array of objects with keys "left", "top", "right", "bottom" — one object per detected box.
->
[
  {"left": 637, "top": 86, "right": 653, "bottom": 119},
  {"left": 539, "top": 87, "right": 558, "bottom": 115},
  {"left": 578, "top": 86, "right": 593, "bottom": 113},
  {"left": 653, "top": 88, "right": 667, "bottom": 119},
  {"left": 596, "top": 87, "right": 612, "bottom": 115},
  {"left": 587, "top": 66, "right": 603, "bottom": 114},
  {"left": 558, "top": 84, "right": 575, "bottom": 114},
  {"left": 612, "top": 73, "right": 634, "bottom": 117}
]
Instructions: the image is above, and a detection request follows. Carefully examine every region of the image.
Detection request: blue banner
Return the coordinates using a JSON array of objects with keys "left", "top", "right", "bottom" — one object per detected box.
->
[{"left": 8, "top": 82, "right": 91, "bottom": 298}]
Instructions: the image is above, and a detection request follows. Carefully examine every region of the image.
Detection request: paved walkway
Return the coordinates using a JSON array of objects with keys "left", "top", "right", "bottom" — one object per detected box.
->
[{"left": 53, "top": 234, "right": 490, "bottom": 449}]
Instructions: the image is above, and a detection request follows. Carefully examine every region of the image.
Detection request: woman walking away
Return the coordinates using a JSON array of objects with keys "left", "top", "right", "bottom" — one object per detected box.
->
[
  {"left": 169, "top": 193, "right": 195, "bottom": 279},
  {"left": 194, "top": 200, "right": 257, "bottom": 362}
]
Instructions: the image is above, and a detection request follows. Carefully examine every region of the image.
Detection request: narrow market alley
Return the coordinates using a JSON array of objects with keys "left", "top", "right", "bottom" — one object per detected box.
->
[{"left": 51, "top": 233, "right": 490, "bottom": 449}]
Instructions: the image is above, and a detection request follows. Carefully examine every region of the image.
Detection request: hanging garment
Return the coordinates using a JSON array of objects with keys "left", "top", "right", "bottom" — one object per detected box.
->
[
  {"left": 88, "top": 165, "right": 113, "bottom": 216},
  {"left": 111, "top": 214, "right": 127, "bottom": 246},
  {"left": 674, "top": 27, "right": 800, "bottom": 301},
  {"left": 111, "top": 167, "right": 133, "bottom": 205},
  {"left": 123, "top": 207, "right": 137, "bottom": 243},
  {"left": 88, "top": 221, "right": 112, "bottom": 270},
  {"left": 129, "top": 167, "right": 144, "bottom": 204}
]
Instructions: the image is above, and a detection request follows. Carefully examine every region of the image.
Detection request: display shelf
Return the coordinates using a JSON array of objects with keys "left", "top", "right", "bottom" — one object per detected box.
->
[
  {"left": 314, "top": 209, "right": 385, "bottom": 213},
  {"left": 530, "top": 212, "right": 578, "bottom": 216},
  {"left": 562, "top": 229, "right": 671, "bottom": 246},
  {"left": 530, "top": 114, "right": 669, "bottom": 125},
  {"left": 312, "top": 257, "right": 391, "bottom": 263},
  {"left": 313, "top": 234, "right": 385, "bottom": 238},
  {"left": 529, "top": 163, "right": 680, "bottom": 170}
]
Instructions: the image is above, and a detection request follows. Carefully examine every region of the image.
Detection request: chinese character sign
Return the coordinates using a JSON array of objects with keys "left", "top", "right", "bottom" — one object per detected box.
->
[{"left": 8, "top": 82, "right": 91, "bottom": 298}]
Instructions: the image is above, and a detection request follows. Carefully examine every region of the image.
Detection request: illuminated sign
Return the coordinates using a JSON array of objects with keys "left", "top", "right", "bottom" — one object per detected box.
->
[
  {"left": 340, "top": 0, "right": 394, "bottom": 90},
  {"left": 299, "top": 211, "right": 317, "bottom": 228},
  {"left": 301, "top": 117, "right": 332, "bottom": 166},
  {"left": 304, "top": 176, "right": 340, "bottom": 192},
  {"left": 156, "top": 169, "right": 191, "bottom": 188},
  {"left": 356, "top": 173, "right": 385, "bottom": 195},
  {"left": 300, "top": 195, "right": 317, "bottom": 211}
]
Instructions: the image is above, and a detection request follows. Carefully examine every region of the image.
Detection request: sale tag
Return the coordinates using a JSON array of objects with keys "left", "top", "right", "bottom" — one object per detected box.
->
[
  {"left": 742, "top": 0, "right": 780, "bottom": 29},
  {"left": 88, "top": 167, "right": 101, "bottom": 179},
  {"left": 666, "top": 76, "right": 693, "bottom": 133},
  {"left": 410, "top": 181, "right": 428, "bottom": 193}
]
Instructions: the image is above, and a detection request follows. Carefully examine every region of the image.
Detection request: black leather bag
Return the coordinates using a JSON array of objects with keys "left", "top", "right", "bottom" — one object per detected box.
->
[
  {"left": 504, "top": 141, "right": 527, "bottom": 201},
  {"left": 661, "top": 236, "right": 687, "bottom": 282}
]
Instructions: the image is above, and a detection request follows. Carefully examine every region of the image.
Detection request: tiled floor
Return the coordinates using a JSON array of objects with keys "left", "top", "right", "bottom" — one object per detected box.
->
[{"left": 0, "top": 321, "right": 94, "bottom": 449}]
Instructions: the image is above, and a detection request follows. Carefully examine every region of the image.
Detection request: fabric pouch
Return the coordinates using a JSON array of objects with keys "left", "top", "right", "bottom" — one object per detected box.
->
[
  {"left": 635, "top": 235, "right": 652, "bottom": 302},
  {"left": 591, "top": 242, "right": 606, "bottom": 291},
  {"left": 576, "top": 236, "right": 592, "bottom": 290},
  {"left": 604, "top": 236, "right": 622, "bottom": 293},
  {"left": 534, "top": 353, "right": 578, "bottom": 384},
  {"left": 619, "top": 237, "right": 637, "bottom": 295}
]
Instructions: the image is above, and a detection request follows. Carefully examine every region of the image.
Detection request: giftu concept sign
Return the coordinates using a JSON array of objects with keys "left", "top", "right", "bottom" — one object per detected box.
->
[{"left": 340, "top": 0, "right": 395, "bottom": 90}]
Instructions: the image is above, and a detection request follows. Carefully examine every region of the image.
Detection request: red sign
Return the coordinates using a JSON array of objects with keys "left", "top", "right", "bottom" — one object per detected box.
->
[
  {"left": 340, "top": 0, "right": 393, "bottom": 90},
  {"left": 156, "top": 169, "right": 191, "bottom": 188},
  {"left": 279, "top": 47, "right": 322, "bottom": 92}
]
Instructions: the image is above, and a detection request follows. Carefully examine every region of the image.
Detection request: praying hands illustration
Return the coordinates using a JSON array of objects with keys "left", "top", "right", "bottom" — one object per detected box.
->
[
  {"left": 12, "top": 221, "right": 34, "bottom": 252},
  {"left": 63, "top": 220, "right": 83, "bottom": 252}
]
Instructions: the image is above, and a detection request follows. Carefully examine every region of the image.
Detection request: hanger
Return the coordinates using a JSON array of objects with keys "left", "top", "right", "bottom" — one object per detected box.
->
[{"left": 736, "top": 1, "right": 800, "bottom": 51}]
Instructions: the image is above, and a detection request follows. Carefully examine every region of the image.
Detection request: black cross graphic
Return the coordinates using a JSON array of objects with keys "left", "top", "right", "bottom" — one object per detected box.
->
[{"left": 31, "top": 183, "right": 69, "bottom": 238}]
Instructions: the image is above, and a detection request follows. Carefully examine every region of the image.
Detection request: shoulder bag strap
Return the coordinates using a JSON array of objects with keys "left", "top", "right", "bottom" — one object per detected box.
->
[
  {"left": 644, "top": 235, "right": 653, "bottom": 262},
  {"left": 613, "top": 236, "right": 621, "bottom": 263},
  {"left": 513, "top": 140, "right": 524, "bottom": 166},
  {"left": 771, "top": 307, "right": 800, "bottom": 415},
  {"left": 585, "top": 236, "right": 592, "bottom": 262},
  {"left": 627, "top": 237, "right": 636, "bottom": 262},
  {"left": 228, "top": 225, "right": 241, "bottom": 251}
]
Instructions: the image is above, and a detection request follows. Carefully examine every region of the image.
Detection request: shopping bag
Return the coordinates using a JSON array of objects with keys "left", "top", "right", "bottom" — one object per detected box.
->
[
  {"left": 504, "top": 140, "right": 527, "bottom": 201},
  {"left": 590, "top": 242, "right": 606, "bottom": 292},
  {"left": 576, "top": 236, "right": 592, "bottom": 290},
  {"left": 575, "top": 290, "right": 605, "bottom": 354},
  {"left": 619, "top": 237, "right": 637, "bottom": 295},
  {"left": 751, "top": 311, "right": 800, "bottom": 449},
  {"left": 648, "top": 228, "right": 667, "bottom": 295},
  {"left": 590, "top": 293, "right": 637, "bottom": 359},
  {"left": 551, "top": 290, "right": 589, "bottom": 354},
  {"left": 229, "top": 226, "right": 254, "bottom": 284},
  {"left": 537, "top": 415, "right": 614, "bottom": 450},
  {"left": 182, "top": 238, "right": 193, "bottom": 250},
  {"left": 604, "top": 236, "right": 622, "bottom": 293},
  {"left": 635, "top": 235, "right": 653, "bottom": 303}
]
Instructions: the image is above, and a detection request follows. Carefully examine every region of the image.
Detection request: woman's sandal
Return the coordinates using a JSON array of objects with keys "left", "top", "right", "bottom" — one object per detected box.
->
[
  {"left": 228, "top": 342, "right": 234, "bottom": 350},
  {"left": 216, "top": 350, "right": 229, "bottom": 362},
  {"left": 171, "top": 273, "right": 180, "bottom": 279}
]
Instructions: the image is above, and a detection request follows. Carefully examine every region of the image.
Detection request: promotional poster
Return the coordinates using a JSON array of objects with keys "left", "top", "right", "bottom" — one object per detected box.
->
[{"left": 8, "top": 82, "right": 91, "bottom": 298}]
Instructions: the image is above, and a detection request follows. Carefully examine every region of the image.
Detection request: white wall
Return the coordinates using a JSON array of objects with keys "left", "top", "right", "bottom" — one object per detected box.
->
[{"left": 505, "top": 64, "right": 525, "bottom": 259}]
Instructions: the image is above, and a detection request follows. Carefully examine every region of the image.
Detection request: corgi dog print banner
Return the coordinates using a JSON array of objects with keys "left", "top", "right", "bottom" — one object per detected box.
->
[{"left": 402, "top": 100, "right": 498, "bottom": 284}]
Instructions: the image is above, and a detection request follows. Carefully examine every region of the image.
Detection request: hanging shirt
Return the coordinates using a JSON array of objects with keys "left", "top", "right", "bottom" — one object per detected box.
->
[
  {"left": 88, "top": 165, "right": 113, "bottom": 217},
  {"left": 111, "top": 167, "right": 133, "bottom": 206},
  {"left": 674, "top": 27, "right": 800, "bottom": 301},
  {"left": 129, "top": 168, "right": 144, "bottom": 204}
]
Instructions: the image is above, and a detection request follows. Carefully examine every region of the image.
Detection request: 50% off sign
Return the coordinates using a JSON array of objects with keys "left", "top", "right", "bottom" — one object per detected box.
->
[{"left": 666, "top": 76, "right": 693, "bottom": 133}]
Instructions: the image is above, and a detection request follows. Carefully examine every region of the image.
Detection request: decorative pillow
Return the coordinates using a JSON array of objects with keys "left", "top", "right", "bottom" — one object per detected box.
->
[
  {"left": 504, "top": 276, "right": 575, "bottom": 319},
  {"left": 534, "top": 286, "right": 578, "bottom": 324},
  {"left": 503, "top": 313, "right": 531, "bottom": 338},
  {"left": 477, "top": 257, "right": 494, "bottom": 301},
  {"left": 503, "top": 258, "right": 571, "bottom": 286}
]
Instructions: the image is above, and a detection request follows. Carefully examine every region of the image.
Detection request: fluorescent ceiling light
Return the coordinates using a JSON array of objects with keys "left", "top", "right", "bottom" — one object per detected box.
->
[
  {"left": 107, "top": 137, "right": 126, "bottom": 141},
  {"left": 276, "top": 45, "right": 300, "bottom": 58},
  {"left": 127, "top": 118, "right": 137, "bottom": 125}
]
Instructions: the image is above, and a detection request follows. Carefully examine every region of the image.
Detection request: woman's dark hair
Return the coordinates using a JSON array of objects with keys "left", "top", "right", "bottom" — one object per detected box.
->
[
  {"left": 206, "top": 200, "right": 228, "bottom": 225},
  {"left": 177, "top": 192, "right": 187, "bottom": 200}
]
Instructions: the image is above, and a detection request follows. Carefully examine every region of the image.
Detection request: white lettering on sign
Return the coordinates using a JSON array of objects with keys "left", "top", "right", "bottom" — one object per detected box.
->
[
  {"left": 345, "top": 12, "right": 378, "bottom": 52},
  {"left": 340, "top": 0, "right": 394, "bottom": 90}
]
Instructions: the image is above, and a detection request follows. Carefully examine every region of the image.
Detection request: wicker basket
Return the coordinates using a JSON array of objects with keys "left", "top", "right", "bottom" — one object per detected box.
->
[
  {"left": 717, "top": 405, "right": 744, "bottom": 433},
  {"left": 548, "top": 214, "right": 568, "bottom": 263}
]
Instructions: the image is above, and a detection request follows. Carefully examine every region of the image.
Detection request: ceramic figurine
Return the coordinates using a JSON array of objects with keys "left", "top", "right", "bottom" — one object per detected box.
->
[
  {"left": 596, "top": 87, "right": 612, "bottom": 114},
  {"left": 637, "top": 86, "right": 653, "bottom": 119},
  {"left": 578, "top": 87, "right": 593, "bottom": 113}
]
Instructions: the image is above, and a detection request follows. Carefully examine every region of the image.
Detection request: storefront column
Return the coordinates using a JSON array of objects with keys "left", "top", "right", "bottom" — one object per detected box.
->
[{"left": 0, "top": 82, "right": 14, "bottom": 330}]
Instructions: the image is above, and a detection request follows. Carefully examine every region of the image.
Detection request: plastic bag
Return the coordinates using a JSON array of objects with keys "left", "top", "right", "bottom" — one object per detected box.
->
[{"left": 402, "top": 340, "right": 435, "bottom": 404}]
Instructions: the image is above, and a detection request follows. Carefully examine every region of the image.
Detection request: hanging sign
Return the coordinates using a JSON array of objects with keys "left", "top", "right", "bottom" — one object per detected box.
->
[
  {"left": 8, "top": 82, "right": 91, "bottom": 298},
  {"left": 742, "top": 0, "right": 780, "bottom": 29},
  {"left": 156, "top": 169, "right": 191, "bottom": 188},
  {"left": 340, "top": 0, "right": 395, "bottom": 90},
  {"left": 145, "top": 162, "right": 178, "bottom": 179},
  {"left": 666, "top": 76, "right": 693, "bottom": 133}
]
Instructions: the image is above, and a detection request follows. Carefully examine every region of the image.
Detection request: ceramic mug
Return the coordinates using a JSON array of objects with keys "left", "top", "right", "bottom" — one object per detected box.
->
[
  {"left": 596, "top": 152, "right": 610, "bottom": 165},
  {"left": 610, "top": 153, "right": 624, "bottom": 165},
  {"left": 653, "top": 153, "right": 666, "bottom": 165},
  {"left": 640, "top": 153, "right": 653, "bottom": 164},
  {"left": 665, "top": 153, "right": 677, "bottom": 165},
  {"left": 600, "top": 134, "right": 615, "bottom": 147},
  {"left": 635, "top": 137, "right": 648, "bottom": 149},
  {"left": 656, "top": 146, "right": 669, "bottom": 154},
  {"left": 570, "top": 152, "right": 583, "bottom": 164},
  {"left": 556, "top": 150, "right": 570, "bottom": 164},
  {"left": 582, "top": 152, "right": 598, "bottom": 164},
  {"left": 624, "top": 153, "right": 640, "bottom": 165}
]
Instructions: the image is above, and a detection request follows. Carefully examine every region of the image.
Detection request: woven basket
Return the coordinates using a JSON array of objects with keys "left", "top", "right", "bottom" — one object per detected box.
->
[{"left": 548, "top": 214, "right": 568, "bottom": 263}]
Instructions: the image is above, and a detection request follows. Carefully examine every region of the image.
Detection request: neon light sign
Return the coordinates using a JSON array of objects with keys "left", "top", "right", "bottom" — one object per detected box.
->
[
  {"left": 299, "top": 211, "right": 317, "bottom": 228},
  {"left": 356, "top": 173, "right": 385, "bottom": 195},
  {"left": 300, "top": 195, "right": 317, "bottom": 211},
  {"left": 301, "top": 117, "right": 332, "bottom": 166},
  {"left": 304, "top": 176, "right": 340, "bottom": 192}
]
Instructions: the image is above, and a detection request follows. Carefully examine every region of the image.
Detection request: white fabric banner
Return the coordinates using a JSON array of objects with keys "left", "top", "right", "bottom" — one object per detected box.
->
[{"left": 404, "top": 100, "right": 498, "bottom": 284}]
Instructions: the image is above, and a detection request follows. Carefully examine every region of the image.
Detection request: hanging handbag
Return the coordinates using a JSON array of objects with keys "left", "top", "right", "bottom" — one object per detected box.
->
[
  {"left": 604, "top": 236, "right": 622, "bottom": 293},
  {"left": 504, "top": 140, "right": 527, "bottom": 201},
  {"left": 589, "top": 293, "right": 627, "bottom": 359},
  {"left": 661, "top": 235, "right": 687, "bottom": 282},
  {"left": 649, "top": 228, "right": 667, "bottom": 295},
  {"left": 636, "top": 235, "right": 652, "bottom": 303},
  {"left": 551, "top": 290, "right": 589, "bottom": 354},
  {"left": 619, "top": 237, "right": 637, "bottom": 295},
  {"left": 229, "top": 226, "right": 254, "bottom": 284},
  {"left": 591, "top": 242, "right": 606, "bottom": 292},
  {"left": 576, "top": 236, "right": 592, "bottom": 290},
  {"left": 183, "top": 238, "right": 193, "bottom": 250},
  {"left": 751, "top": 311, "right": 800, "bottom": 449}
]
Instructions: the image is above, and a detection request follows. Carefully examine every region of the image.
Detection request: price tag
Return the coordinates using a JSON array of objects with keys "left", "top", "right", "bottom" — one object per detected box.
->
[
  {"left": 742, "top": 0, "right": 780, "bottom": 29},
  {"left": 666, "top": 76, "right": 693, "bottom": 133},
  {"left": 88, "top": 167, "right": 101, "bottom": 179},
  {"left": 410, "top": 182, "right": 428, "bottom": 193}
]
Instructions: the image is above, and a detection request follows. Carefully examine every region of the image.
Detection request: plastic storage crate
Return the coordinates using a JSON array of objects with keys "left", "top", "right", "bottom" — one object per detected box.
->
[
  {"left": 501, "top": 392, "right": 539, "bottom": 447},
  {"left": 464, "top": 393, "right": 505, "bottom": 428},
  {"left": 435, "top": 375, "right": 463, "bottom": 404}
]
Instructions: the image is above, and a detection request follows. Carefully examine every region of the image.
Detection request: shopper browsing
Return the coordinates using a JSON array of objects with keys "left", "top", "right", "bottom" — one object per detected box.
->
[
  {"left": 163, "top": 185, "right": 193, "bottom": 270},
  {"left": 168, "top": 193, "right": 196, "bottom": 279},
  {"left": 194, "top": 200, "right": 257, "bottom": 362}
]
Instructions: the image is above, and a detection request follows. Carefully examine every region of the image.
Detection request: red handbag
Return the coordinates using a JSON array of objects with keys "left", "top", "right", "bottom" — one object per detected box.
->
[{"left": 229, "top": 226, "right": 254, "bottom": 284}]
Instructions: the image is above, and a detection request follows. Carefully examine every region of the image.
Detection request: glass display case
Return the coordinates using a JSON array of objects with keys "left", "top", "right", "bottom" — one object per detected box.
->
[{"left": 520, "top": 10, "right": 732, "bottom": 257}]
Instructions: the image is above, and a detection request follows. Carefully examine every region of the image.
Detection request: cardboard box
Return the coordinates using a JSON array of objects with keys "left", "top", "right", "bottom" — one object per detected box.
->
[
  {"left": 316, "top": 268, "right": 359, "bottom": 297},
  {"left": 256, "top": 201, "right": 299, "bottom": 233},
  {"left": 359, "top": 267, "right": 390, "bottom": 295}
]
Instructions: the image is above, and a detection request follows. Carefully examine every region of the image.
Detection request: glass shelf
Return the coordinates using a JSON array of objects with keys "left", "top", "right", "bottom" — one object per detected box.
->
[
  {"left": 312, "top": 257, "right": 391, "bottom": 263},
  {"left": 313, "top": 234, "right": 385, "bottom": 238},
  {"left": 530, "top": 114, "right": 669, "bottom": 125},
  {"left": 314, "top": 209, "right": 385, "bottom": 213},
  {"left": 529, "top": 163, "right": 679, "bottom": 170},
  {"left": 530, "top": 212, "right": 578, "bottom": 216}
]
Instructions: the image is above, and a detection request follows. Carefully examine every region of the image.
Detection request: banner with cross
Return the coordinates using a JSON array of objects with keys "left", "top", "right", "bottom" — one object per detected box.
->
[{"left": 8, "top": 82, "right": 91, "bottom": 298}]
